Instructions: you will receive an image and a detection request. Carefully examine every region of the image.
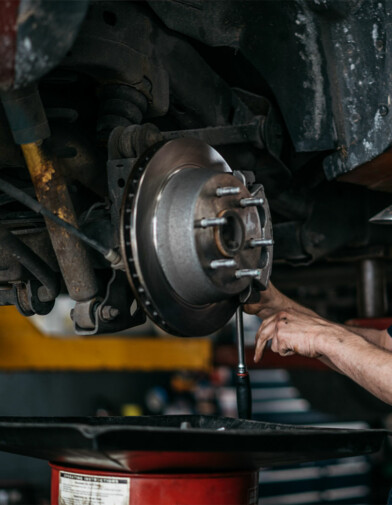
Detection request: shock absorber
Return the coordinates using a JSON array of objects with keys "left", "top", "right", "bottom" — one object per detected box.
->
[
  {"left": 97, "top": 84, "right": 148, "bottom": 139},
  {"left": 1, "top": 85, "right": 98, "bottom": 307}
]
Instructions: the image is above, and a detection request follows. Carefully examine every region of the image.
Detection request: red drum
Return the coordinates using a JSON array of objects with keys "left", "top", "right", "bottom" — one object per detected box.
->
[{"left": 50, "top": 463, "right": 259, "bottom": 505}]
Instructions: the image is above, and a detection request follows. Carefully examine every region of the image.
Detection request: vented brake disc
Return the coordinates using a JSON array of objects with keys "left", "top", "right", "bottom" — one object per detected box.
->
[{"left": 120, "top": 138, "right": 273, "bottom": 337}]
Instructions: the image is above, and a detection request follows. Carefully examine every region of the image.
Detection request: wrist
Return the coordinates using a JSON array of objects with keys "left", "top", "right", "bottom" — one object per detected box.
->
[{"left": 313, "top": 327, "right": 331, "bottom": 356}]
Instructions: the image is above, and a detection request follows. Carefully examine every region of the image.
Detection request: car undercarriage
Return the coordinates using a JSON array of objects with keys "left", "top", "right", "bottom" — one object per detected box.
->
[{"left": 0, "top": 0, "right": 391, "bottom": 336}]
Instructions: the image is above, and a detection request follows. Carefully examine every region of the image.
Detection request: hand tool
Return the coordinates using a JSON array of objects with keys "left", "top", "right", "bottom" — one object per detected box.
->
[{"left": 235, "top": 306, "right": 252, "bottom": 419}]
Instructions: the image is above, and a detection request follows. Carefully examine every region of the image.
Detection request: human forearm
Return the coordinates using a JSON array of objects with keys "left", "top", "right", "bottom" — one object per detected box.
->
[
  {"left": 253, "top": 308, "right": 392, "bottom": 405},
  {"left": 347, "top": 325, "right": 392, "bottom": 351},
  {"left": 318, "top": 325, "right": 386, "bottom": 373},
  {"left": 270, "top": 290, "right": 391, "bottom": 351},
  {"left": 319, "top": 330, "right": 392, "bottom": 405}
]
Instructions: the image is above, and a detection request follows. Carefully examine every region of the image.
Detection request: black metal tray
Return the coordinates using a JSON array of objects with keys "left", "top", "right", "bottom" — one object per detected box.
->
[{"left": 0, "top": 415, "right": 385, "bottom": 473}]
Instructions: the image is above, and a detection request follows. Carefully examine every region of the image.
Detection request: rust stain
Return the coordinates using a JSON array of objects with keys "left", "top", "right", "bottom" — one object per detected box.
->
[
  {"left": 21, "top": 141, "right": 55, "bottom": 193},
  {"left": 337, "top": 144, "right": 348, "bottom": 159}
]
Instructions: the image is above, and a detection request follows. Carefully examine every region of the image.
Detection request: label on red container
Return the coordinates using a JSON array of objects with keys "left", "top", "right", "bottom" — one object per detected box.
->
[{"left": 59, "top": 471, "right": 130, "bottom": 505}]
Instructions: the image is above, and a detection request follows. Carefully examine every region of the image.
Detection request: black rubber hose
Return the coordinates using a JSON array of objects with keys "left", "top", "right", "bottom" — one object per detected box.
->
[
  {"left": 0, "top": 178, "right": 112, "bottom": 258},
  {"left": 0, "top": 224, "right": 59, "bottom": 302}
]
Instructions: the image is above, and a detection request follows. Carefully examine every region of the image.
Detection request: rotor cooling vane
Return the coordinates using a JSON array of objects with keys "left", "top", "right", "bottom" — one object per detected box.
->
[{"left": 120, "top": 138, "right": 273, "bottom": 337}]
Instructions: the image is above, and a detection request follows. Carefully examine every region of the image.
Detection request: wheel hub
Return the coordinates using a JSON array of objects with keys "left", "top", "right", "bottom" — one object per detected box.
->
[{"left": 120, "top": 138, "right": 273, "bottom": 336}]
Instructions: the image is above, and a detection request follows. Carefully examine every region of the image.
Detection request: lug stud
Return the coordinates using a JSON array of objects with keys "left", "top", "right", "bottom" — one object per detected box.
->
[
  {"left": 198, "top": 217, "right": 227, "bottom": 228},
  {"left": 210, "top": 259, "right": 237, "bottom": 269},
  {"left": 249, "top": 238, "right": 274, "bottom": 247},
  {"left": 235, "top": 269, "right": 261, "bottom": 279},
  {"left": 240, "top": 197, "right": 264, "bottom": 207},
  {"left": 216, "top": 186, "right": 240, "bottom": 197}
]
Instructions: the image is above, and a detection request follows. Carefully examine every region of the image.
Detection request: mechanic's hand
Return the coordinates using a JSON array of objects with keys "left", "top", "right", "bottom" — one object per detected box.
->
[
  {"left": 244, "top": 282, "right": 285, "bottom": 319},
  {"left": 254, "top": 308, "right": 334, "bottom": 362}
]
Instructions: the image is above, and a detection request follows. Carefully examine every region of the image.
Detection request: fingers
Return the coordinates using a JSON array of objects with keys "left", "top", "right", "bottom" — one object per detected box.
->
[
  {"left": 254, "top": 311, "right": 295, "bottom": 362},
  {"left": 254, "top": 313, "right": 278, "bottom": 346},
  {"left": 243, "top": 283, "right": 280, "bottom": 317},
  {"left": 244, "top": 303, "right": 261, "bottom": 315},
  {"left": 254, "top": 337, "right": 269, "bottom": 363},
  {"left": 254, "top": 314, "right": 279, "bottom": 362}
]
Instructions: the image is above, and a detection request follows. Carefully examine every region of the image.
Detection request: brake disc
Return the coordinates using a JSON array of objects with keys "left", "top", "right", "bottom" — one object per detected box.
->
[{"left": 120, "top": 138, "right": 273, "bottom": 337}]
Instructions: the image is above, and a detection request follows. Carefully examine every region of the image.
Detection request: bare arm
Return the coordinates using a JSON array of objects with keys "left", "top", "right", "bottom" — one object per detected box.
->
[
  {"left": 320, "top": 329, "right": 392, "bottom": 405},
  {"left": 344, "top": 325, "right": 392, "bottom": 351},
  {"left": 246, "top": 282, "right": 390, "bottom": 351},
  {"left": 253, "top": 308, "right": 392, "bottom": 405}
]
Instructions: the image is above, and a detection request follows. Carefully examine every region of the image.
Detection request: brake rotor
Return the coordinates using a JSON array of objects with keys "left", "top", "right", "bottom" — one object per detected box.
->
[{"left": 120, "top": 138, "right": 273, "bottom": 336}]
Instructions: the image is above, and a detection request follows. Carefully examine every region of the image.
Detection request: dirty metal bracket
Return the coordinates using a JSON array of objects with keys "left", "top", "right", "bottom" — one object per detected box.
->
[{"left": 73, "top": 269, "right": 146, "bottom": 335}]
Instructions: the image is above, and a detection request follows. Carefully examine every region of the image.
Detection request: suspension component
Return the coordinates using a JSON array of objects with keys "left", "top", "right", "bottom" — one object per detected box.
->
[
  {"left": 97, "top": 84, "right": 148, "bottom": 139},
  {"left": 1, "top": 85, "right": 98, "bottom": 305}
]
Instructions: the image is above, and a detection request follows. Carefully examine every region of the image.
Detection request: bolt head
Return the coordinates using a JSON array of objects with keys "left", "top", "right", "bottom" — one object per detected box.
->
[
  {"left": 101, "top": 305, "right": 119, "bottom": 321},
  {"left": 379, "top": 105, "right": 389, "bottom": 117}
]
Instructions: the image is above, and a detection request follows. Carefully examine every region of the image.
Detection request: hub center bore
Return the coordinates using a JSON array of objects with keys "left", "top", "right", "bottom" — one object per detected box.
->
[{"left": 216, "top": 210, "right": 245, "bottom": 257}]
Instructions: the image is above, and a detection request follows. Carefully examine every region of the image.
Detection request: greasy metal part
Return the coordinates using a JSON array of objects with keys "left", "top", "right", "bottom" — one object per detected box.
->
[
  {"left": 0, "top": 227, "right": 58, "bottom": 285},
  {"left": 73, "top": 270, "right": 146, "bottom": 336},
  {"left": 114, "top": 118, "right": 265, "bottom": 159},
  {"left": 240, "top": 197, "right": 264, "bottom": 208},
  {"left": 151, "top": 1, "right": 392, "bottom": 178},
  {"left": 1, "top": 84, "right": 100, "bottom": 308},
  {"left": 13, "top": 279, "right": 54, "bottom": 316},
  {"left": 235, "top": 306, "right": 252, "bottom": 419},
  {"left": 71, "top": 298, "right": 98, "bottom": 330},
  {"left": 199, "top": 217, "right": 227, "bottom": 228},
  {"left": 357, "top": 259, "right": 387, "bottom": 318},
  {"left": 120, "top": 138, "right": 273, "bottom": 337},
  {"left": 97, "top": 84, "right": 148, "bottom": 138},
  {"left": 21, "top": 140, "right": 98, "bottom": 302},
  {"left": 216, "top": 187, "right": 241, "bottom": 197},
  {"left": 1, "top": 85, "right": 50, "bottom": 143},
  {"left": 249, "top": 239, "right": 274, "bottom": 248},
  {"left": 111, "top": 123, "right": 163, "bottom": 160},
  {"left": 160, "top": 117, "right": 265, "bottom": 149},
  {"left": 370, "top": 204, "right": 392, "bottom": 224},
  {"left": 61, "top": 2, "right": 169, "bottom": 121},
  {"left": 0, "top": 287, "right": 16, "bottom": 306},
  {"left": 100, "top": 305, "right": 120, "bottom": 321},
  {"left": 235, "top": 269, "right": 261, "bottom": 279},
  {"left": 210, "top": 259, "right": 237, "bottom": 270},
  {"left": 0, "top": 178, "right": 121, "bottom": 268},
  {"left": 13, "top": 282, "right": 34, "bottom": 316},
  {"left": 51, "top": 125, "right": 107, "bottom": 198},
  {"left": 0, "top": 0, "right": 88, "bottom": 90},
  {"left": 0, "top": 223, "right": 59, "bottom": 302}
]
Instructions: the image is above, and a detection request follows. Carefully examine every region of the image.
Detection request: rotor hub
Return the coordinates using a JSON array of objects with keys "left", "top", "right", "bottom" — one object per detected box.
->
[{"left": 120, "top": 138, "right": 273, "bottom": 336}]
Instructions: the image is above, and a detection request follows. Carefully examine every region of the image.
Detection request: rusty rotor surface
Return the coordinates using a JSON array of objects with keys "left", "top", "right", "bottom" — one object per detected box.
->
[{"left": 120, "top": 138, "right": 272, "bottom": 337}]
